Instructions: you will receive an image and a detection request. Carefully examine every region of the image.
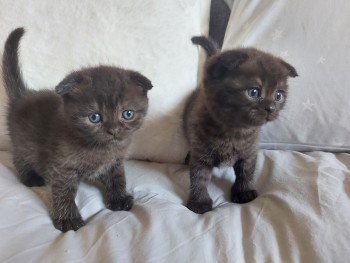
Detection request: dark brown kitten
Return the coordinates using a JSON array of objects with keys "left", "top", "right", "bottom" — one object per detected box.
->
[
  {"left": 2, "top": 28, "right": 153, "bottom": 231},
  {"left": 183, "top": 36, "right": 297, "bottom": 214}
]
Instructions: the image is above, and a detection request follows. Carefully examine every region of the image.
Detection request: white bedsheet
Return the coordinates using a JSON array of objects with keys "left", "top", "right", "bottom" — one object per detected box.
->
[{"left": 0, "top": 150, "right": 349, "bottom": 262}]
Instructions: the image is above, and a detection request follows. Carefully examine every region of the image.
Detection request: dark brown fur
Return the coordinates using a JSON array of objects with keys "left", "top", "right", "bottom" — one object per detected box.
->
[
  {"left": 183, "top": 36, "right": 297, "bottom": 213},
  {"left": 2, "top": 28, "right": 153, "bottom": 231}
]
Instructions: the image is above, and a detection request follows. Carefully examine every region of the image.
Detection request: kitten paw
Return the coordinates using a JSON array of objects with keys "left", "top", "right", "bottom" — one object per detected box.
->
[
  {"left": 108, "top": 195, "right": 134, "bottom": 211},
  {"left": 231, "top": 190, "right": 258, "bottom": 204},
  {"left": 21, "top": 171, "right": 45, "bottom": 187},
  {"left": 53, "top": 217, "right": 85, "bottom": 232},
  {"left": 186, "top": 199, "right": 213, "bottom": 214}
]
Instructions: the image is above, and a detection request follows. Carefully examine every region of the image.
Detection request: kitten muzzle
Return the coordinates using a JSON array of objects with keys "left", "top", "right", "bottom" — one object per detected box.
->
[
  {"left": 266, "top": 112, "right": 278, "bottom": 121},
  {"left": 107, "top": 128, "right": 116, "bottom": 136}
]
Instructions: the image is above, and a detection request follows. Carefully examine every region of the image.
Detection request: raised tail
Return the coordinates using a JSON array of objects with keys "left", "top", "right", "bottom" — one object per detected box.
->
[
  {"left": 2, "top": 27, "right": 27, "bottom": 101},
  {"left": 191, "top": 36, "right": 220, "bottom": 57}
]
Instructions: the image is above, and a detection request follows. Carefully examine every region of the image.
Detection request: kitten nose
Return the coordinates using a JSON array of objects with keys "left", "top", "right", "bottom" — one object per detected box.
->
[
  {"left": 107, "top": 128, "right": 116, "bottom": 136},
  {"left": 265, "top": 106, "right": 276, "bottom": 113}
]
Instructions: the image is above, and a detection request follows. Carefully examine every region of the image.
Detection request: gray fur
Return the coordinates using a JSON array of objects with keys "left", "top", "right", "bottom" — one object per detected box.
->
[
  {"left": 183, "top": 36, "right": 297, "bottom": 214},
  {"left": 2, "top": 28, "right": 153, "bottom": 231}
]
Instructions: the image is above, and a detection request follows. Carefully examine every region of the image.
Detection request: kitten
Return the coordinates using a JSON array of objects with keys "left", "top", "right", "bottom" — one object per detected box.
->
[
  {"left": 183, "top": 36, "right": 297, "bottom": 214},
  {"left": 2, "top": 28, "right": 153, "bottom": 231}
]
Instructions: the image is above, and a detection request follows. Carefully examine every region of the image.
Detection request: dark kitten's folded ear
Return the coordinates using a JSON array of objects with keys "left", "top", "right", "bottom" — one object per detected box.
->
[
  {"left": 129, "top": 71, "right": 153, "bottom": 91},
  {"left": 279, "top": 59, "right": 298, "bottom": 78},
  {"left": 55, "top": 73, "right": 85, "bottom": 95},
  {"left": 206, "top": 51, "right": 248, "bottom": 79}
]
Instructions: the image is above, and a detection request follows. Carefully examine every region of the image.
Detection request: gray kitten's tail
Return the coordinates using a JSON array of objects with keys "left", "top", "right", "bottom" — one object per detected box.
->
[
  {"left": 191, "top": 36, "right": 220, "bottom": 57},
  {"left": 2, "top": 27, "right": 27, "bottom": 101}
]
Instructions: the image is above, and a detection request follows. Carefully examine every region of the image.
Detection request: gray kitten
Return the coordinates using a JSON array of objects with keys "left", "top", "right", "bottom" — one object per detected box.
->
[
  {"left": 183, "top": 36, "right": 297, "bottom": 214},
  {"left": 2, "top": 28, "right": 153, "bottom": 231}
]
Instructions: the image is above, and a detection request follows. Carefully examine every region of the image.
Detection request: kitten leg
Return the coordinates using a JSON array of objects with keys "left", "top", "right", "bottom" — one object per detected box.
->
[
  {"left": 184, "top": 152, "right": 191, "bottom": 165},
  {"left": 231, "top": 157, "right": 258, "bottom": 204},
  {"left": 50, "top": 174, "right": 85, "bottom": 232},
  {"left": 187, "top": 163, "right": 213, "bottom": 214},
  {"left": 13, "top": 157, "right": 45, "bottom": 186},
  {"left": 99, "top": 162, "right": 133, "bottom": 211}
]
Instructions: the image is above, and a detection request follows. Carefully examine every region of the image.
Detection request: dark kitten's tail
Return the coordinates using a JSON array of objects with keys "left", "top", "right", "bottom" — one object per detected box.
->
[
  {"left": 2, "top": 27, "right": 27, "bottom": 101},
  {"left": 191, "top": 36, "right": 220, "bottom": 57}
]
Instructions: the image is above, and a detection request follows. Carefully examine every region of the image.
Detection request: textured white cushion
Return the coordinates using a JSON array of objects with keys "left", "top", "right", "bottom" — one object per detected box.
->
[
  {"left": 0, "top": 0, "right": 211, "bottom": 163},
  {"left": 224, "top": 0, "right": 350, "bottom": 152}
]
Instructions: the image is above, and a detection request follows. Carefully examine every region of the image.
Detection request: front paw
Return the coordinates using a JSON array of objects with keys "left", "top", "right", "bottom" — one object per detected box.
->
[
  {"left": 231, "top": 190, "right": 258, "bottom": 204},
  {"left": 108, "top": 195, "right": 134, "bottom": 211},
  {"left": 186, "top": 199, "right": 213, "bottom": 214},
  {"left": 53, "top": 217, "right": 85, "bottom": 232}
]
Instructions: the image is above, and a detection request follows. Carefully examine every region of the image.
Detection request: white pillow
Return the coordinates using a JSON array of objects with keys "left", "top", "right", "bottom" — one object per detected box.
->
[
  {"left": 223, "top": 0, "right": 350, "bottom": 152},
  {"left": 0, "top": 0, "right": 211, "bottom": 163}
]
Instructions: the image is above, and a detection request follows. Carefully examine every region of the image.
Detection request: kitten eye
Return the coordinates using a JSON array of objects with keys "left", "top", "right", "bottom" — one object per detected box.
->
[
  {"left": 275, "top": 91, "right": 284, "bottom": 102},
  {"left": 122, "top": 110, "right": 134, "bottom": 120},
  {"left": 88, "top": 113, "right": 102, "bottom": 123},
  {"left": 247, "top": 87, "right": 261, "bottom": 99}
]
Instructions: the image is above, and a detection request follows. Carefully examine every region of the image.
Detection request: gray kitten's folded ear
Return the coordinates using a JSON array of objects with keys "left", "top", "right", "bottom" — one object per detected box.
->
[
  {"left": 129, "top": 71, "right": 153, "bottom": 92},
  {"left": 55, "top": 73, "right": 86, "bottom": 95},
  {"left": 206, "top": 51, "right": 249, "bottom": 79},
  {"left": 279, "top": 59, "right": 298, "bottom": 78}
]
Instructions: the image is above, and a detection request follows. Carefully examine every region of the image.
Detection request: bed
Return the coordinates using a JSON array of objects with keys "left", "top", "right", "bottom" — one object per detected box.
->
[{"left": 1, "top": 0, "right": 349, "bottom": 262}]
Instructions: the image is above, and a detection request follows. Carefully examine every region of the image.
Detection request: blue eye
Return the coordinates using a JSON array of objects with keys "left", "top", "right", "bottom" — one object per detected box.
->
[
  {"left": 247, "top": 87, "right": 261, "bottom": 99},
  {"left": 88, "top": 113, "right": 102, "bottom": 123},
  {"left": 275, "top": 91, "right": 283, "bottom": 102},
  {"left": 122, "top": 110, "right": 134, "bottom": 120}
]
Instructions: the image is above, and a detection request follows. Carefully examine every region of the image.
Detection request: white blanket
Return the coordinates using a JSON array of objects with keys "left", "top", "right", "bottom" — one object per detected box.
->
[{"left": 0, "top": 150, "right": 349, "bottom": 262}]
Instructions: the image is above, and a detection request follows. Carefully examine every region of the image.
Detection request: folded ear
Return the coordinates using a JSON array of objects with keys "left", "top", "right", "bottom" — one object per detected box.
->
[
  {"left": 55, "top": 73, "right": 85, "bottom": 95},
  {"left": 206, "top": 51, "right": 248, "bottom": 79},
  {"left": 280, "top": 59, "right": 298, "bottom": 78},
  {"left": 129, "top": 71, "right": 153, "bottom": 92}
]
